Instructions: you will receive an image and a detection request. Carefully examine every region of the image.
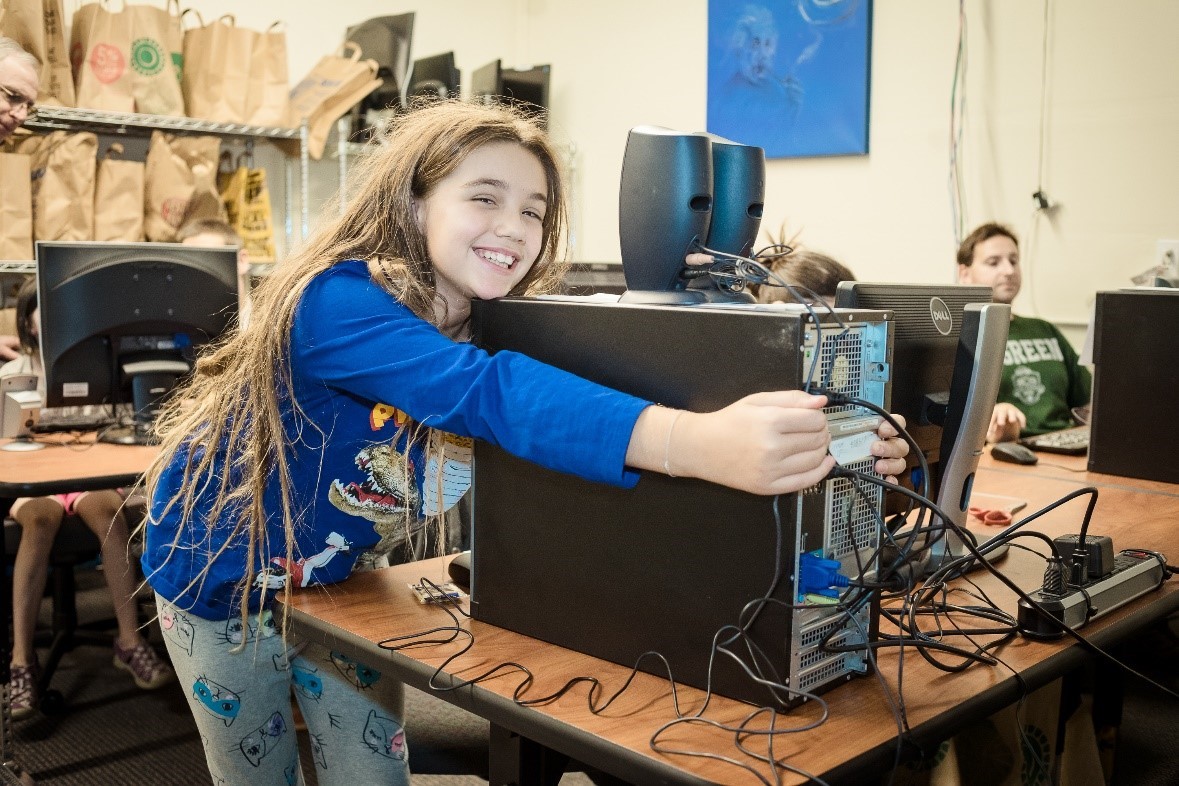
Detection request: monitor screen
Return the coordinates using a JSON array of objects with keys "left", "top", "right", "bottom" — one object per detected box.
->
[
  {"left": 36, "top": 241, "right": 238, "bottom": 436},
  {"left": 470, "top": 59, "right": 502, "bottom": 105},
  {"left": 405, "top": 52, "right": 459, "bottom": 102},
  {"left": 346, "top": 13, "right": 415, "bottom": 114},
  {"left": 501, "top": 65, "right": 551, "bottom": 124}
]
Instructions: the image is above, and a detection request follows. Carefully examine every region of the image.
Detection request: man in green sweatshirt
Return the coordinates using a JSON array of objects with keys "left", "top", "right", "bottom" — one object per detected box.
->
[{"left": 957, "top": 222, "right": 1091, "bottom": 442}]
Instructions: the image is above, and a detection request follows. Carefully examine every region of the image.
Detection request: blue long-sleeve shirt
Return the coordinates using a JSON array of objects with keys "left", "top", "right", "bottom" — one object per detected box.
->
[{"left": 143, "top": 260, "right": 649, "bottom": 619}]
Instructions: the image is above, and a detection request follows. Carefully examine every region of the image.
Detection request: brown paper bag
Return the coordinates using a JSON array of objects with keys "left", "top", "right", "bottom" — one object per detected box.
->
[
  {"left": 181, "top": 13, "right": 252, "bottom": 123},
  {"left": 0, "top": 153, "right": 35, "bottom": 260},
  {"left": 94, "top": 143, "right": 144, "bottom": 241},
  {"left": 287, "top": 43, "right": 381, "bottom": 159},
  {"left": 306, "top": 76, "right": 382, "bottom": 161},
  {"left": 13, "top": 131, "right": 97, "bottom": 241},
  {"left": 143, "top": 130, "right": 222, "bottom": 241},
  {"left": 125, "top": 0, "right": 184, "bottom": 116},
  {"left": 0, "top": 0, "right": 76, "bottom": 107},
  {"left": 71, "top": 0, "right": 136, "bottom": 112},
  {"left": 244, "top": 21, "right": 289, "bottom": 127}
]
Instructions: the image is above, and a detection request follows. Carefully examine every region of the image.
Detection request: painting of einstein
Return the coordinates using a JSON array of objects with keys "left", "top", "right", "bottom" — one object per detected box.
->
[{"left": 707, "top": 1, "right": 872, "bottom": 158}]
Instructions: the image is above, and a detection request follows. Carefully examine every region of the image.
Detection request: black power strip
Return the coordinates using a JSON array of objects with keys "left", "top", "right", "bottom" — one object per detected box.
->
[{"left": 1017, "top": 549, "right": 1169, "bottom": 639}]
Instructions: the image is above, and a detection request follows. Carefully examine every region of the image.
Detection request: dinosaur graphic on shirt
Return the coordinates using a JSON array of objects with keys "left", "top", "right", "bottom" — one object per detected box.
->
[{"left": 328, "top": 442, "right": 420, "bottom": 553}]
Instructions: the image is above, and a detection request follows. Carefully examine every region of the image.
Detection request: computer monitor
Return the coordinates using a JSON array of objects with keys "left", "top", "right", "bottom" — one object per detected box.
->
[
  {"left": 405, "top": 52, "right": 459, "bottom": 103},
  {"left": 471, "top": 60, "right": 551, "bottom": 127},
  {"left": 346, "top": 13, "right": 415, "bottom": 134},
  {"left": 835, "top": 282, "right": 1009, "bottom": 571},
  {"left": 36, "top": 241, "right": 239, "bottom": 442}
]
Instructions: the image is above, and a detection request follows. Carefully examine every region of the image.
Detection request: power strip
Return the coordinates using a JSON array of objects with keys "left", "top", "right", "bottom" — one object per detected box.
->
[{"left": 1017, "top": 550, "right": 1168, "bottom": 639}]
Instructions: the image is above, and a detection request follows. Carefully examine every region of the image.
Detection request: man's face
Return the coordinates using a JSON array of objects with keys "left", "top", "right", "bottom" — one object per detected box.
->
[
  {"left": 0, "top": 56, "right": 39, "bottom": 141},
  {"left": 959, "top": 234, "right": 1022, "bottom": 305}
]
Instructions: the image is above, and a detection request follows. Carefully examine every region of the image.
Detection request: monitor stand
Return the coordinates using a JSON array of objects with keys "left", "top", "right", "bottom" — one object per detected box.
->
[
  {"left": 923, "top": 526, "right": 1011, "bottom": 578},
  {"left": 1, "top": 436, "right": 46, "bottom": 452}
]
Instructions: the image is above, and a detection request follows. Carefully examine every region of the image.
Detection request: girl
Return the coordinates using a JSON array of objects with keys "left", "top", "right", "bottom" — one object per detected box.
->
[
  {"left": 2, "top": 278, "right": 173, "bottom": 719},
  {"left": 143, "top": 101, "right": 908, "bottom": 785}
]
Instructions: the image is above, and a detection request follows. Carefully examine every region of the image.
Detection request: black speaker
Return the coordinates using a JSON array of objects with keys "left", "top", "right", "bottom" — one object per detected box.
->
[
  {"left": 704, "top": 135, "right": 765, "bottom": 258},
  {"left": 618, "top": 126, "right": 713, "bottom": 294}
]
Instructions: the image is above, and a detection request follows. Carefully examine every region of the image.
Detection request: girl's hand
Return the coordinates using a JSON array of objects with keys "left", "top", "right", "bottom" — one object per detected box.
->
[
  {"left": 871, "top": 415, "right": 910, "bottom": 484},
  {"left": 629, "top": 392, "right": 835, "bottom": 495}
]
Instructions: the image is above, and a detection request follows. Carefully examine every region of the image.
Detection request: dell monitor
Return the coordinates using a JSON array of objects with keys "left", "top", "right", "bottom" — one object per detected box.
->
[
  {"left": 405, "top": 52, "right": 459, "bottom": 103},
  {"left": 36, "top": 241, "right": 239, "bottom": 443},
  {"left": 835, "top": 282, "right": 1009, "bottom": 571}
]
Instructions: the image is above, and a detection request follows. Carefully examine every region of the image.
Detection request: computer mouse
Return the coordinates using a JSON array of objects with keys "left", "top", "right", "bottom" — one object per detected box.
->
[
  {"left": 447, "top": 550, "right": 472, "bottom": 590},
  {"left": 990, "top": 442, "right": 1039, "bottom": 465}
]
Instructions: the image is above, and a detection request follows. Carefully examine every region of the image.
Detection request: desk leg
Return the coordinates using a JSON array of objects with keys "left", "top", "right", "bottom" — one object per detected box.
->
[
  {"left": 489, "top": 723, "right": 569, "bottom": 786},
  {"left": 0, "top": 497, "right": 33, "bottom": 785}
]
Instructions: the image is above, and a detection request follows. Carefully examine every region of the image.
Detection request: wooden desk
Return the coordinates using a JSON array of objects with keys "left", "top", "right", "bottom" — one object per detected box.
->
[
  {"left": 0, "top": 436, "right": 157, "bottom": 785},
  {"left": 283, "top": 457, "right": 1178, "bottom": 785}
]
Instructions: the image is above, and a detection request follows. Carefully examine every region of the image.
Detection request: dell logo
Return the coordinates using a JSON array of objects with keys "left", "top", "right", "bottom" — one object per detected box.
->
[{"left": 930, "top": 298, "right": 953, "bottom": 335}]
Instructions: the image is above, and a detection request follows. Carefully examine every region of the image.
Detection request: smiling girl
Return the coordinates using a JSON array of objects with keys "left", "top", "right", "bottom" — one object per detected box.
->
[{"left": 142, "top": 100, "right": 907, "bottom": 785}]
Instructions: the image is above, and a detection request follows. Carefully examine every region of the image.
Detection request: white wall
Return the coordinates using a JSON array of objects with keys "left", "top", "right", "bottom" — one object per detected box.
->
[{"left": 177, "top": 0, "right": 1179, "bottom": 340}]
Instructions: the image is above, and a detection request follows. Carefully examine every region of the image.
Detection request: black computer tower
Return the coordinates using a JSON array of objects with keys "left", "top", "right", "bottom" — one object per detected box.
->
[
  {"left": 468, "top": 297, "right": 892, "bottom": 707},
  {"left": 1088, "top": 289, "right": 1179, "bottom": 483}
]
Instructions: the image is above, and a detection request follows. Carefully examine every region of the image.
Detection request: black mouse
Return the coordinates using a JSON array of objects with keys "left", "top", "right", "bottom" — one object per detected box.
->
[
  {"left": 447, "top": 550, "right": 472, "bottom": 590},
  {"left": 991, "top": 442, "right": 1038, "bottom": 465}
]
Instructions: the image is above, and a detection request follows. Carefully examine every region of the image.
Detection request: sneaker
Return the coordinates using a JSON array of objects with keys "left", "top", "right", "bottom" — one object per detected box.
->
[
  {"left": 8, "top": 662, "right": 39, "bottom": 719},
  {"left": 113, "top": 641, "right": 175, "bottom": 690}
]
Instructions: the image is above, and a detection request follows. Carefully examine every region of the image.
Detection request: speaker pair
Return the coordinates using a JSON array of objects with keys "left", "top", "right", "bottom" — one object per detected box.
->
[{"left": 618, "top": 126, "right": 765, "bottom": 295}]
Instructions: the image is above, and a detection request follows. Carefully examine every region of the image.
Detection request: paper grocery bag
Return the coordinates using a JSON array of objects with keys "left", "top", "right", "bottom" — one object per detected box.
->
[
  {"left": 0, "top": 153, "right": 35, "bottom": 260},
  {"left": 94, "top": 143, "right": 144, "bottom": 241},
  {"left": 305, "top": 75, "right": 382, "bottom": 161},
  {"left": 144, "top": 131, "right": 223, "bottom": 241},
  {"left": 181, "top": 13, "right": 252, "bottom": 123},
  {"left": 126, "top": 0, "right": 185, "bottom": 116},
  {"left": 71, "top": 0, "right": 136, "bottom": 112},
  {"left": 288, "top": 42, "right": 381, "bottom": 159},
  {"left": 13, "top": 131, "right": 97, "bottom": 241},
  {"left": 0, "top": 0, "right": 76, "bottom": 106},
  {"left": 244, "top": 21, "right": 289, "bottom": 127}
]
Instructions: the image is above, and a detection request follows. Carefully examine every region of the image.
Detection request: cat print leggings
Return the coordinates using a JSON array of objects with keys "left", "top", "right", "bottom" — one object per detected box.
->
[{"left": 155, "top": 595, "right": 410, "bottom": 786}]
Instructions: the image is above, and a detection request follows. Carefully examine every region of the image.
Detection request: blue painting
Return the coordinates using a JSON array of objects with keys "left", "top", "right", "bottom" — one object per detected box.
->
[{"left": 707, "top": 1, "right": 872, "bottom": 158}]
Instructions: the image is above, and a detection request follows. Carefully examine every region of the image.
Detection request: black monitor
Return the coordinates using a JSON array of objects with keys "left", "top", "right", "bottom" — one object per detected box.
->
[
  {"left": 405, "top": 52, "right": 459, "bottom": 103},
  {"left": 470, "top": 59, "right": 501, "bottom": 104},
  {"left": 346, "top": 13, "right": 415, "bottom": 131},
  {"left": 36, "top": 241, "right": 239, "bottom": 442},
  {"left": 835, "top": 282, "right": 1009, "bottom": 569},
  {"left": 471, "top": 60, "right": 551, "bottom": 127}
]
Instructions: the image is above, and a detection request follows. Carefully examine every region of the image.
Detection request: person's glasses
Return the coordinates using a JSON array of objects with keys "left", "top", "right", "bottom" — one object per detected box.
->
[{"left": 0, "top": 84, "right": 36, "bottom": 116}]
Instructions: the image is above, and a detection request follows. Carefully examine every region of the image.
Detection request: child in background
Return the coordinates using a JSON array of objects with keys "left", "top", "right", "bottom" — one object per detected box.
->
[
  {"left": 142, "top": 101, "right": 909, "bottom": 784},
  {"left": 177, "top": 218, "right": 252, "bottom": 327},
  {"left": 1, "top": 278, "right": 173, "bottom": 719}
]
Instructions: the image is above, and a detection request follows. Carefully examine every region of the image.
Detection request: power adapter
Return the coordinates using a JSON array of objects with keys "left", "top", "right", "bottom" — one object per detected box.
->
[{"left": 1054, "top": 533, "right": 1116, "bottom": 582}]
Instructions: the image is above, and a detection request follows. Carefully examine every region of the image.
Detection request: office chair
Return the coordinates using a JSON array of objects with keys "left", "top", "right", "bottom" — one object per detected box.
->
[{"left": 4, "top": 515, "right": 114, "bottom": 714}]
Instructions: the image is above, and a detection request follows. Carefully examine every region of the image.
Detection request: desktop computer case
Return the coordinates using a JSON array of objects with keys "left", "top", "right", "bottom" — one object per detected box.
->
[
  {"left": 1088, "top": 289, "right": 1179, "bottom": 483},
  {"left": 469, "top": 298, "right": 893, "bottom": 707}
]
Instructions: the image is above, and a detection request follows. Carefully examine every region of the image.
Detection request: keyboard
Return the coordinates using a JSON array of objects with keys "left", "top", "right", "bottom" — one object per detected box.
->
[
  {"left": 1020, "top": 425, "right": 1090, "bottom": 456},
  {"left": 30, "top": 411, "right": 117, "bottom": 434}
]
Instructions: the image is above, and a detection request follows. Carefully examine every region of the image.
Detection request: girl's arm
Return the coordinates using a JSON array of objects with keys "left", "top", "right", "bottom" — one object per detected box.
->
[{"left": 627, "top": 392, "right": 909, "bottom": 495}]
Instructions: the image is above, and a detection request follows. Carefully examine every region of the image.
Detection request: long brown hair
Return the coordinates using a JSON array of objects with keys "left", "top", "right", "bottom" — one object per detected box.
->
[{"left": 144, "top": 100, "right": 569, "bottom": 631}]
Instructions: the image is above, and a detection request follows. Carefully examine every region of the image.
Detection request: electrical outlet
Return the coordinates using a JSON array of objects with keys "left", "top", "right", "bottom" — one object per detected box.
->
[{"left": 1157, "top": 239, "right": 1179, "bottom": 274}]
